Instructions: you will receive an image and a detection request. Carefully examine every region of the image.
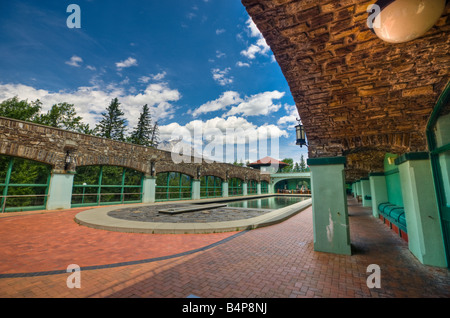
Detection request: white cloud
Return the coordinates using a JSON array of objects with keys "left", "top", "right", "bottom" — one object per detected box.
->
[
  {"left": 152, "top": 71, "right": 167, "bottom": 81},
  {"left": 240, "top": 17, "right": 272, "bottom": 60},
  {"left": 225, "top": 91, "right": 285, "bottom": 117},
  {"left": 246, "top": 17, "right": 262, "bottom": 38},
  {"left": 215, "top": 50, "right": 226, "bottom": 59},
  {"left": 0, "top": 82, "right": 180, "bottom": 129},
  {"left": 159, "top": 116, "right": 288, "bottom": 163},
  {"left": 138, "top": 76, "right": 151, "bottom": 84},
  {"left": 191, "top": 91, "right": 242, "bottom": 117},
  {"left": 216, "top": 29, "right": 226, "bottom": 35},
  {"left": 65, "top": 55, "right": 83, "bottom": 67},
  {"left": 86, "top": 65, "right": 96, "bottom": 71},
  {"left": 211, "top": 68, "right": 233, "bottom": 86},
  {"left": 138, "top": 71, "right": 166, "bottom": 84},
  {"left": 115, "top": 57, "right": 138, "bottom": 69},
  {"left": 236, "top": 61, "right": 250, "bottom": 67},
  {"left": 277, "top": 104, "right": 299, "bottom": 127}
]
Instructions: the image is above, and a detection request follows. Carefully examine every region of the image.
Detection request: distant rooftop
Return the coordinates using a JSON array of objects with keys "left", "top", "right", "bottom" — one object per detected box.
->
[{"left": 247, "top": 156, "right": 288, "bottom": 167}]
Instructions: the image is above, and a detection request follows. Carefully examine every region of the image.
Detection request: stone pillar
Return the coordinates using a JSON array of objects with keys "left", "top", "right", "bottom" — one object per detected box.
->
[
  {"left": 396, "top": 152, "right": 447, "bottom": 267},
  {"left": 243, "top": 182, "right": 248, "bottom": 196},
  {"left": 257, "top": 182, "right": 261, "bottom": 195},
  {"left": 307, "top": 157, "right": 351, "bottom": 255},
  {"left": 191, "top": 179, "right": 201, "bottom": 200},
  {"left": 46, "top": 170, "right": 75, "bottom": 210},
  {"left": 369, "top": 172, "right": 388, "bottom": 218},
  {"left": 222, "top": 181, "right": 229, "bottom": 198},
  {"left": 361, "top": 178, "right": 372, "bottom": 207},
  {"left": 142, "top": 176, "right": 156, "bottom": 203}
]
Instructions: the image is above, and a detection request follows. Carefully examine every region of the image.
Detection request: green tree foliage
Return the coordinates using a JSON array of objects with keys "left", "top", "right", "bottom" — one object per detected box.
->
[
  {"left": 299, "top": 154, "right": 306, "bottom": 172},
  {"left": 96, "top": 98, "right": 127, "bottom": 141},
  {"left": 130, "top": 104, "right": 153, "bottom": 146},
  {"left": 0, "top": 96, "right": 42, "bottom": 121},
  {"left": 35, "top": 102, "right": 83, "bottom": 131},
  {"left": 281, "top": 158, "right": 294, "bottom": 172},
  {"left": 150, "top": 120, "right": 160, "bottom": 148}
]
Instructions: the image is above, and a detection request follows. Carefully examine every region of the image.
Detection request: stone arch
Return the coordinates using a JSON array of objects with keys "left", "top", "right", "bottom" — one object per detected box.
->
[{"left": 155, "top": 162, "right": 197, "bottom": 179}]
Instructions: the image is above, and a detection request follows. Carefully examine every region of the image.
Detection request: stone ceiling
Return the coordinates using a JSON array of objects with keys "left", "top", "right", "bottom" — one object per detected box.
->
[{"left": 242, "top": 0, "right": 450, "bottom": 181}]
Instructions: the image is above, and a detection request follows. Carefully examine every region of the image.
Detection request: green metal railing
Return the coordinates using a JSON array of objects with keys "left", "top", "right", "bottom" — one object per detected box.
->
[
  {"left": 0, "top": 156, "right": 51, "bottom": 212},
  {"left": 228, "top": 177, "right": 243, "bottom": 196},
  {"left": 200, "top": 176, "right": 222, "bottom": 198},
  {"left": 155, "top": 172, "right": 192, "bottom": 201},
  {"left": 71, "top": 166, "right": 144, "bottom": 207}
]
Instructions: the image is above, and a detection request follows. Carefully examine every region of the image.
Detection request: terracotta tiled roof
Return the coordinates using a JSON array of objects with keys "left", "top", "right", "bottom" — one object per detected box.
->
[{"left": 248, "top": 156, "right": 288, "bottom": 166}]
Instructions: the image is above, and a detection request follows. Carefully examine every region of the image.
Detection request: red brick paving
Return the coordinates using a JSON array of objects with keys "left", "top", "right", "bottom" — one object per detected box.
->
[{"left": 0, "top": 197, "right": 449, "bottom": 298}]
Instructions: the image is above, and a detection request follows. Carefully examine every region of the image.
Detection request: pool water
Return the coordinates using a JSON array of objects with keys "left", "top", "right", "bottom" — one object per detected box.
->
[{"left": 225, "top": 196, "right": 308, "bottom": 210}]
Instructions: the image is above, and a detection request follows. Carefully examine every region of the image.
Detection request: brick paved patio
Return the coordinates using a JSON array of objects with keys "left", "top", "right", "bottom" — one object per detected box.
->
[{"left": 0, "top": 197, "right": 449, "bottom": 298}]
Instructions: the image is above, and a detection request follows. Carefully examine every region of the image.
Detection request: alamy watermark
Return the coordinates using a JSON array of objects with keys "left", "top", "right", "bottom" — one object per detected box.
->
[
  {"left": 366, "top": 4, "right": 381, "bottom": 29},
  {"left": 66, "top": 264, "right": 81, "bottom": 289},
  {"left": 366, "top": 264, "right": 381, "bottom": 289},
  {"left": 168, "top": 124, "right": 281, "bottom": 168},
  {"left": 66, "top": 4, "right": 81, "bottom": 29}
]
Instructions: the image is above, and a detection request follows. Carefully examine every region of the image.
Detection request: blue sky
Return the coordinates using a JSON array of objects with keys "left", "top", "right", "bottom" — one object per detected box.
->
[{"left": 0, "top": 0, "right": 308, "bottom": 163}]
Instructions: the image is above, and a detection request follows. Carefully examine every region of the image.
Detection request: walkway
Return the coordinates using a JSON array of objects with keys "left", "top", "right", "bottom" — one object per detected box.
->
[{"left": 0, "top": 197, "right": 449, "bottom": 298}]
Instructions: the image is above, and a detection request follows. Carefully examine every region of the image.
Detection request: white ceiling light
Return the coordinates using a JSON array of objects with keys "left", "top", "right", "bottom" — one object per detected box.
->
[{"left": 371, "top": 0, "right": 446, "bottom": 43}]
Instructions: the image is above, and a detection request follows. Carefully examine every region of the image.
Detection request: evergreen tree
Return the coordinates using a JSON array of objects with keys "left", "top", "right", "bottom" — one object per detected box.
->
[
  {"left": 130, "top": 104, "right": 153, "bottom": 146},
  {"left": 96, "top": 98, "right": 127, "bottom": 141},
  {"left": 299, "top": 154, "right": 306, "bottom": 172},
  {"left": 150, "top": 120, "right": 160, "bottom": 148}
]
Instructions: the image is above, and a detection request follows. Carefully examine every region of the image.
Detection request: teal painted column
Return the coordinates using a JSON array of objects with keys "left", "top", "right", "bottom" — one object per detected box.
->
[
  {"left": 243, "top": 182, "right": 248, "bottom": 196},
  {"left": 396, "top": 153, "right": 447, "bottom": 267},
  {"left": 142, "top": 176, "right": 156, "bottom": 203},
  {"left": 46, "top": 170, "right": 75, "bottom": 210},
  {"left": 369, "top": 172, "right": 388, "bottom": 218},
  {"left": 192, "top": 179, "right": 201, "bottom": 200},
  {"left": 351, "top": 183, "right": 356, "bottom": 197},
  {"left": 257, "top": 182, "right": 261, "bottom": 195},
  {"left": 361, "top": 178, "right": 372, "bottom": 207},
  {"left": 356, "top": 180, "right": 361, "bottom": 198},
  {"left": 307, "top": 157, "right": 351, "bottom": 255},
  {"left": 222, "top": 181, "right": 229, "bottom": 197}
]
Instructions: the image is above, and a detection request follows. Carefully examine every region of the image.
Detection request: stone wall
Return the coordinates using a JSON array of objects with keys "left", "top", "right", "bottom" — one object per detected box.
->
[
  {"left": 0, "top": 117, "right": 269, "bottom": 182},
  {"left": 242, "top": 0, "right": 450, "bottom": 179}
]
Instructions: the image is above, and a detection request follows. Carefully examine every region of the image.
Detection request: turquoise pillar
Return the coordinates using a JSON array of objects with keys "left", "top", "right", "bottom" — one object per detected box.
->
[
  {"left": 222, "top": 181, "right": 229, "bottom": 198},
  {"left": 192, "top": 179, "right": 201, "bottom": 200},
  {"left": 46, "top": 170, "right": 74, "bottom": 210},
  {"left": 307, "top": 157, "right": 351, "bottom": 255},
  {"left": 243, "top": 182, "right": 248, "bottom": 196},
  {"left": 369, "top": 172, "right": 388, "bottom": 218},
  {"left": 257, "top": 182, "right": 261, "bottom": 195},
  {"left": 142, "top": 176, "right": 156, "bottom": 203},
  {"left": 361, "top": 178, "right": 372, "bottom": 207},
  {"left": 396, "top": 153, "right": 447, "bottom": 267}
]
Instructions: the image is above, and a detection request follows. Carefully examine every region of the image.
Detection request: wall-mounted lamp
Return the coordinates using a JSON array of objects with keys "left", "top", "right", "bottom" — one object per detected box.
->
[
  {"left": 295, "top": 118, "right": 308, "bottom": 148},
  {"left": 369, "top": 0, "right": 446, "bottom": 44},
  {"left": 64, "top": 151, "right": 72, "bottom": 171},
  {"left": 150, "top": 161, "right": 156, "bottom": 176},
  {"left": 196, "top": 166, "right": 201, "bottom": 179}
]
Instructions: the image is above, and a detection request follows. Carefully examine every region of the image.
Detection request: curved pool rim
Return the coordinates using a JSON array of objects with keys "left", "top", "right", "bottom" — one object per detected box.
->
[{"left": 74, "top": 195, "right": 312, "bottom": 234}]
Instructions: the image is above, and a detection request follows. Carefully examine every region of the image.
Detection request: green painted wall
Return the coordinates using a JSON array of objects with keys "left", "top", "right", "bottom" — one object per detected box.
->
[{"left": 384, "top": 153, "right": 404, "bottom": 206}]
